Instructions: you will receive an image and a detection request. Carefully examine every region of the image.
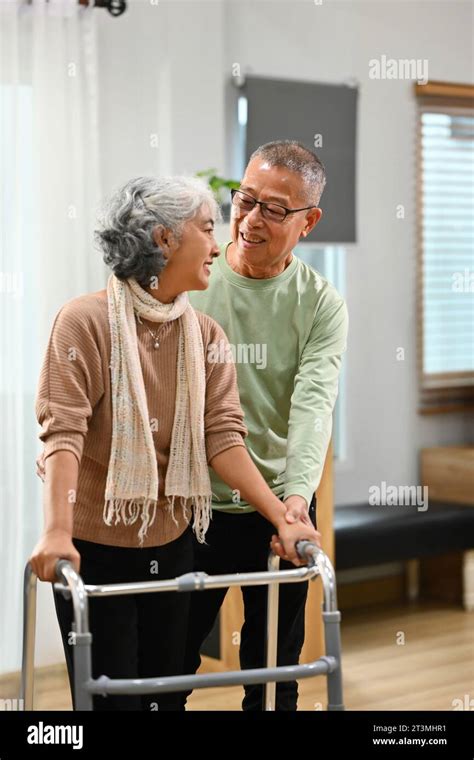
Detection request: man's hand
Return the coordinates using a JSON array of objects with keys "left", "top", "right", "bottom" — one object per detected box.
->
[
  {"left": 36, "top": 450, "right": 46, "bottom": 482},
  {"left": 283, "top": 494, "right": 313, "bottom": 526},
  {"left": 271, "top": 519, "right": 321, "bottom": 566}
]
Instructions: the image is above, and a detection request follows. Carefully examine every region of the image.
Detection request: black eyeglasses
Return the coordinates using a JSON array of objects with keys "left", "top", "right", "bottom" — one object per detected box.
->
[{"left": 231, "top": 189, "right": 316, "bottom": 223}]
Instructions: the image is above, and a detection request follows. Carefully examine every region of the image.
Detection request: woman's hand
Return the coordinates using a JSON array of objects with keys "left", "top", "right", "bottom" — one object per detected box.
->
[
  {"left": 270, "top": 520, "right": 322, "bottom": 567},
  {"left": 29, "top": 528, "right": 81, "bottom": 583}
]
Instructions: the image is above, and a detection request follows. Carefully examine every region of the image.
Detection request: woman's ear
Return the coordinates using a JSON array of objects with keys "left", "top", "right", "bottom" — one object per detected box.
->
[{"left": 152, "top": 226, "right": 175, "bottom": 258}]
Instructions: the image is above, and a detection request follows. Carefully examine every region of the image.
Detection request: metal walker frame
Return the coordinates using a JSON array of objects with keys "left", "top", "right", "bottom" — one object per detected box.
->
[{"left": 20, "top": 540, "right": 344, "bottom": 711}]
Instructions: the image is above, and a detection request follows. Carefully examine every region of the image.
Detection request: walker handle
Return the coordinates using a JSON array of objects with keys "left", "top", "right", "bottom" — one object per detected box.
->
[
  {"left": 295, "top": 540, "right": 320, "bottom": 564},
  {"left": 55, "top": 558, "right": 74, "bottom": 583}
]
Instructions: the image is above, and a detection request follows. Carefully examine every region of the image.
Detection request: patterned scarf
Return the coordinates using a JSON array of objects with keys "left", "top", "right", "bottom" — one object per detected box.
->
[{"left": 104, "top": 273, "right": 212, "bottom": 546}]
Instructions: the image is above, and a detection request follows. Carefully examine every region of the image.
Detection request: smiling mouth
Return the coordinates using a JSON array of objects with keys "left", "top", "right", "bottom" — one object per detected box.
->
[{"left": 241, "top": 232, "right": 265, "bottom": 245}]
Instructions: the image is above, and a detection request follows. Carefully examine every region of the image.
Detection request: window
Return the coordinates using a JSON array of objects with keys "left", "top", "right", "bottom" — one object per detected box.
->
[{"left": 416, "top": 81, "right": 474, "bottom": 413}]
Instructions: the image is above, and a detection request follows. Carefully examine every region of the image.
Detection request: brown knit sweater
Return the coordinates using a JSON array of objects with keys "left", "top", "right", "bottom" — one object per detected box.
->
[{"left": 35, "top": 288, "right": 248, "bottom": 548}]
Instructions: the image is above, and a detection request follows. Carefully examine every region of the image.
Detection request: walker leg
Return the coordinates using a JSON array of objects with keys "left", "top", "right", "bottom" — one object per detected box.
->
[
  {"left": 55, "top": 560, "right": 94, "bottom": 711},
  {"left": 264, "top": 553, "right": 280, "bottom": 710},
  {"left": 323, "top": 609, "right": 344, "bottom": 710},
  {"left": 73, "top": 629, "right": 94, "bottom": 711},
  {"left": 20, "top": 564, "right": 37, "bottom": 710}
]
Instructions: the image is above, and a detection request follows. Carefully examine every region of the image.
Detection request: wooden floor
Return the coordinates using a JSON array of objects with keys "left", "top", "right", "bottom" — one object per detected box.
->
[{"left": 2, "top": 601, "right": 473, "bottom": 711}]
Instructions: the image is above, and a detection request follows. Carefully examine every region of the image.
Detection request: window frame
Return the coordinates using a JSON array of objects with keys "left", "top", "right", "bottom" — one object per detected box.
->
[{"left": 415, "top": 81, "right": 474, "bottom": 414}]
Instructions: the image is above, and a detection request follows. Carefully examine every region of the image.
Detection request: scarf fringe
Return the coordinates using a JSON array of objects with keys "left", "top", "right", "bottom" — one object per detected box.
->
[
  {"left": 166, "top": 494, "right": 189, "bottom": 528},
  {"left": 103, "top": 495, "right": 212, "bottom": 546},
  {"left": 165, "top": 494, "right": 212, "bottom": 544},
  {"left": 191, "top": 494, "right": 213, "bottom": 544},
  {"left": 103, "top": 497, "right": 158, "bottom": 547}
]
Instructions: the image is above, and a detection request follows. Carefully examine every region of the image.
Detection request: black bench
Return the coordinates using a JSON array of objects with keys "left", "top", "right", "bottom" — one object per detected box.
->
[{"left": 334, "top": 502, "right": 474, "bottom": 609}]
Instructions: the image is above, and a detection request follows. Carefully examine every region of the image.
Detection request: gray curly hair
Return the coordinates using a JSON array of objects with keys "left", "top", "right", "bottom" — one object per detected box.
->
[{"left": 96, "top": 176, "right": 220, "bottom": 288}]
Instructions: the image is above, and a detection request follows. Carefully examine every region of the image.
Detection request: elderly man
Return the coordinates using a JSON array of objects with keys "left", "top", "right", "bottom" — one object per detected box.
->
[{"left": 182, "top": 140, "right": 349, "bottom": 711}]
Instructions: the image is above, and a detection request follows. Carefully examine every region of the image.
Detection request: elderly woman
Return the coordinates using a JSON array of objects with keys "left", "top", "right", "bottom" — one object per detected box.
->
[{"left": 30, "top": 176, "right": 320, "bottom": 711}]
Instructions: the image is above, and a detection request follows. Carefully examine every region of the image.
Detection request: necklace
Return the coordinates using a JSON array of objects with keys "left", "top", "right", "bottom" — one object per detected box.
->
[{"left": 135, "top": 313, "right": 167, "bottom": 349}]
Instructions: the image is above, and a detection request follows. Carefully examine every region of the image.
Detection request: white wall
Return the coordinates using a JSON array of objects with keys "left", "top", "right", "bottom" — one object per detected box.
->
[{"left": 30, "top": 0, "right": 473, "bottom": 670}]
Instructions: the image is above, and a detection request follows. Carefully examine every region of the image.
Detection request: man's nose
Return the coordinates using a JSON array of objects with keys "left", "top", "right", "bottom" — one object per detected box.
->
[{"left": 244, "top": 203, "right": 264, "bottom": 225}]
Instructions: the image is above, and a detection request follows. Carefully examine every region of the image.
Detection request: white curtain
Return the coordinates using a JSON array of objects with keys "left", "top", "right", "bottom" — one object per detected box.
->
[{"left": 0, "top": 0, "right": 106, "bottom": 676}]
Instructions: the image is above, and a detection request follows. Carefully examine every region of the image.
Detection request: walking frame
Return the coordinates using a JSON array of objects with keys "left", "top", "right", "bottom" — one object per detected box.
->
[{"left": 20, "top": 540, "right": 344, "bottom": 711}]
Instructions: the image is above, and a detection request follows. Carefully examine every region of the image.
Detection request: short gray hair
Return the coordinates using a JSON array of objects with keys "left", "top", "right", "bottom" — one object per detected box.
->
[
  {"left": 96, "top": 176, "right": 220, "bottom": 287},
  {"left": 249, "top": 140, "right": 326, "bottom": 205}
]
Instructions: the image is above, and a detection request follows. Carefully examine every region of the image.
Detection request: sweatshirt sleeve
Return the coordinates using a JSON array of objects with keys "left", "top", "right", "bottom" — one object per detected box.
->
[
  {"left": 35, "top": 300, "right": 105, "bottom": 465},
  {"left": 203, "top": 319, "right": 248, "bottom": 464},
  {"left": 284, "top": 296, "right": 349, "bottom": 506}
]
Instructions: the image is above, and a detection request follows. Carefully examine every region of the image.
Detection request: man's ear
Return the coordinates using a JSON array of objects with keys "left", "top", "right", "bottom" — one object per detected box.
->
[
  {"left": 152, "top": 226, "right": 175, "bottom": 258},
  {"left": 300, "top": 208, "right": 322, "bottom": 239}
]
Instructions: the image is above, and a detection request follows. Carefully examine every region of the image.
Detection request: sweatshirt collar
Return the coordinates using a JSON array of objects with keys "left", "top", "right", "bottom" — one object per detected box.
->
[{"left": 217, "top": 242, "right": 298, "bottom": 290}]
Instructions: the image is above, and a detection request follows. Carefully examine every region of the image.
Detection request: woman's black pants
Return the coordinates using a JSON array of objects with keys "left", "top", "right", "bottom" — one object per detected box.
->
[{"left": 53, "top": 527, "right": 193, "bottom": 711}]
